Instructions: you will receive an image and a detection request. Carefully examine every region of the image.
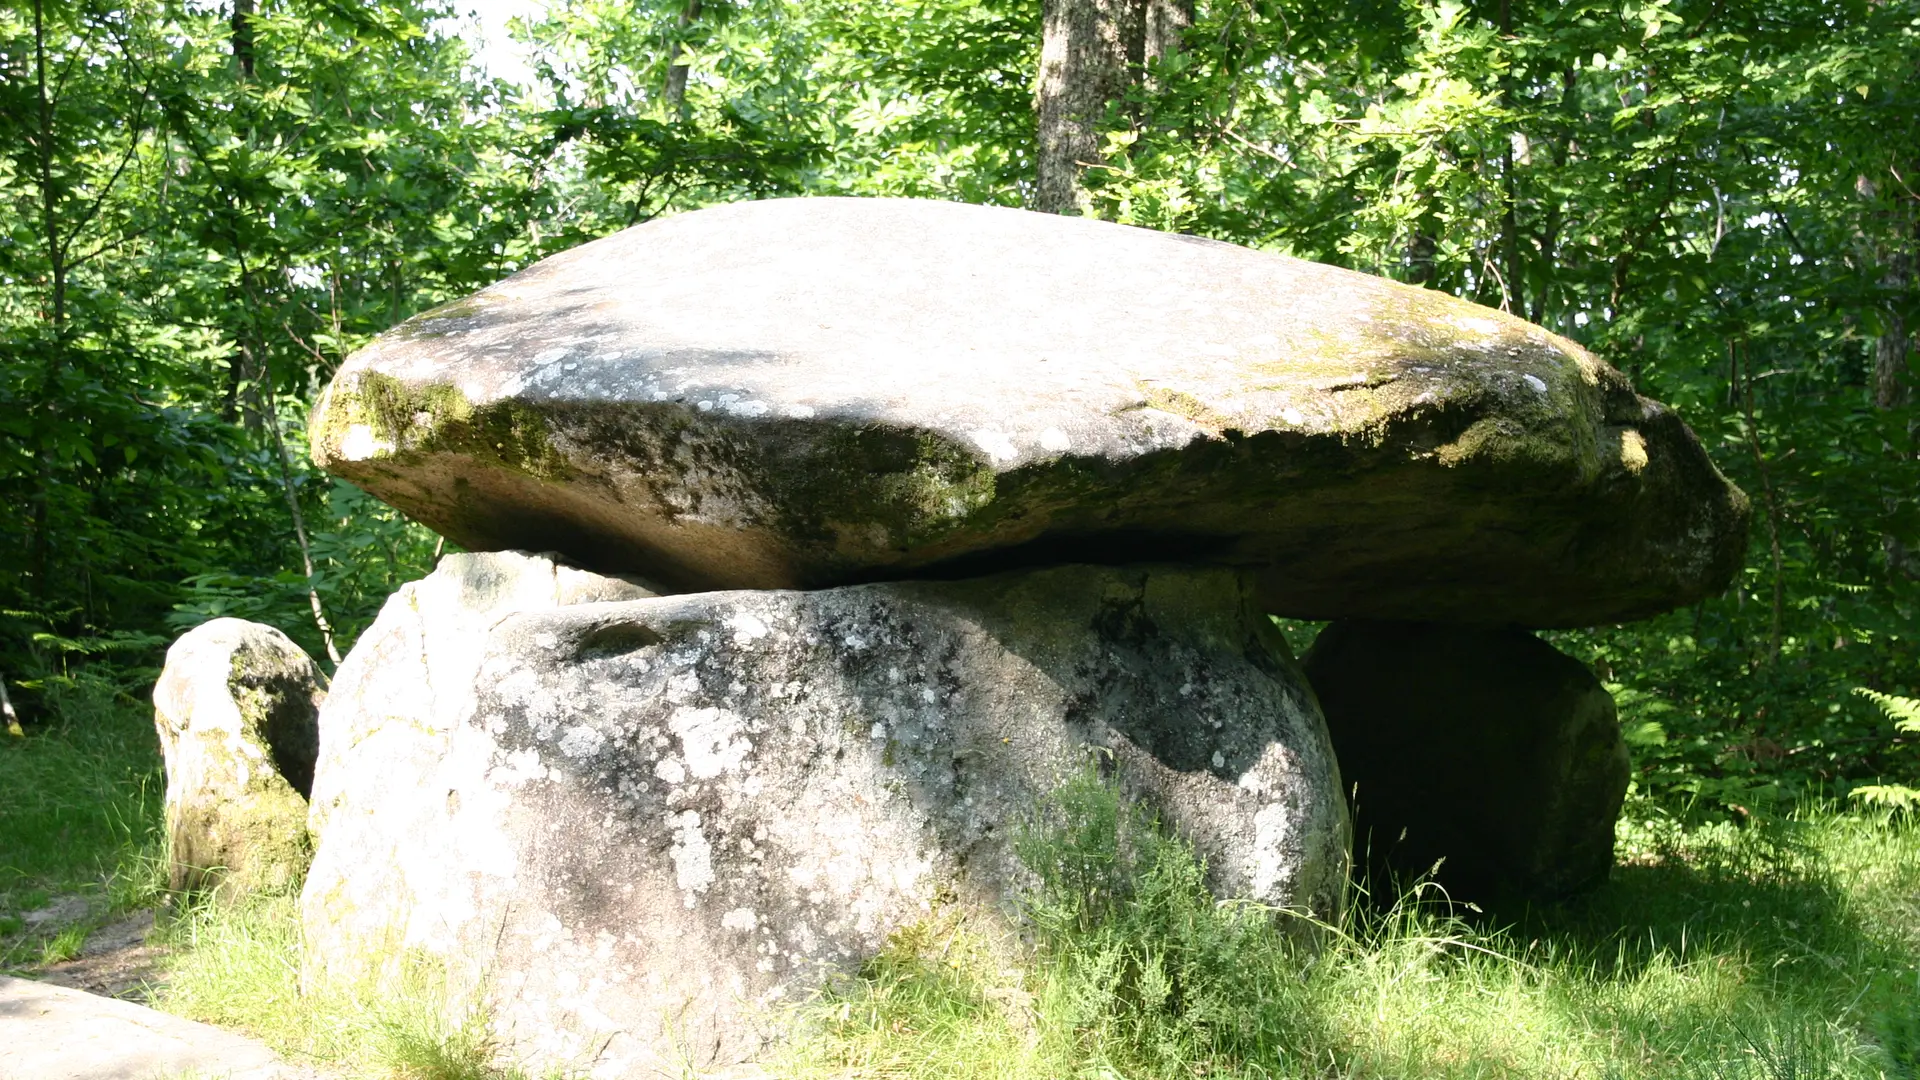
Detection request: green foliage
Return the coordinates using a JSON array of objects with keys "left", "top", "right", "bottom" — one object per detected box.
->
[
  {"left": 1847, "top": 689, "right": 1920, "bottom": 811},
  {"left": 1857, "top": 689, "right": 1920, "bottom": 733},
  {"left": 0, "top": 676, "right": 164, "bottom": 971},
  {"left": 0, "top": 0, "right": 488, "bottom": 689},
  {"left": 0, "top": 0, "right": 1913, "bottom": 817},
  {"left": 1014, "top": 771, "right": 1324, "bottom": 1072},
  {"left": 0, "top": 673, "right": 162, "bottom": 893},
  {"left": 167, "top": 479, "right": 442, "bottom": 661}
]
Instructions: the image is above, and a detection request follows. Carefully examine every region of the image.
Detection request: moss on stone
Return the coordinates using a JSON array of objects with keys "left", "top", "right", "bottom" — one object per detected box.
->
[
  {"left": 312, "top": 370, "right": 573, "bottom": 482},
  {"left": 1137, "top": 386, "right": 1238, "bottom": 435},
  {"left": 171, "top": 780, "right": 311, "bottom": 899},
  {"left": 758, "top": 422, "right": 1000, "bottom": 551}
]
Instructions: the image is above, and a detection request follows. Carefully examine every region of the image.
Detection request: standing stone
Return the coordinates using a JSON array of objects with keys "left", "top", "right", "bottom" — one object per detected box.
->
[
  {"left": 309, "top": 197, "right": 1747, "bottom": 630},
  {"left": 1302, "top": 620, "right": 1629, "bottom": 903},
  {"left": 301, "top": 561, "right": 1347, "bottom": 1078},
  {"left": 153, "top": 619, "right": 324, "bottom": 899},
  {"left": 303, "top": 550, "right": 658, "bottom": 893}
]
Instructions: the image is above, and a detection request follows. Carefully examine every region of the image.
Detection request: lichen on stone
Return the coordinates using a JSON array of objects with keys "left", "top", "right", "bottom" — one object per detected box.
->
[{"left": 312, "top": 370, "right": 572, "bottom": 482}]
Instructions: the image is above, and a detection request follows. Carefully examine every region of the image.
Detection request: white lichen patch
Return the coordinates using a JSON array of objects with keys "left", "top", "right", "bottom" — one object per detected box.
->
[
  {"left": 488, "top": 746, "right": 549, "bottom": 788},
  {"left": 339, "top": 423, "right": 395, "bottom": 462},
  {"left": 721, "top": 907, "right": 759, "bottom": 932},
  {"left": 726, "top": 612, "right": 771, "bottom": 644},
  {"left": 1038, "top": 427, "right": 1072, "bottom": 452},
  {"left": 1249, "top": 802, "right": 1295, "bottom": 897},
  {"left": 1448, "top": 314, "right": 1502, "bottom": 336},
  {"left": 968, "top": 428, "right": 1019, "bottom": 464},
  {"left": 558, "top": 724, "right": 606, "bottom": 759},
  {"left": 668, "top": 706, "right": 751, "bottom": 779},
  {"left": 669, "top": 810, "right": 715, "bottom": 904}
]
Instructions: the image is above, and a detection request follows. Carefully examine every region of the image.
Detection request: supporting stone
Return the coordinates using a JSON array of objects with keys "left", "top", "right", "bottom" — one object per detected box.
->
[
  {"left": 1301, "top": 620, "right": 1628, "bottom": 904},
  {"left": 301, "top": 560, "right": 1347, "bottom": 1077},
  {"left": 153, "top": 618, "right": 325, "bottom": 899}
]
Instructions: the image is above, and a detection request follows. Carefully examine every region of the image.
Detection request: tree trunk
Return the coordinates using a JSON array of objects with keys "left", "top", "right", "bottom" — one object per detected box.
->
[
  {"left": 1881, "top": 251, "right": 1912, "bottom": 407},
  {"left": 1, "top": 676, "right": 20, "bottom": 737},
  {"left": 233, "top": 0, "right": 255, "bottom": 79},
  {"left": 664, "top": 0, "right": 702, "bottom": 122},
  {"left": 1877, "top": 244, "right": 1914, "bottom": 578},
  {"left": 1736, "top": 339, "right": 1785, "bottom": 663},
  {"left": 1035, "top": 0, "right": 1189, "bottom": 215},
  {"left": 1497, "top": 0, "right": 1524, "bottom": 315},
  {"left": 30, "top": 0, "right": 63, "bottom": 599}
]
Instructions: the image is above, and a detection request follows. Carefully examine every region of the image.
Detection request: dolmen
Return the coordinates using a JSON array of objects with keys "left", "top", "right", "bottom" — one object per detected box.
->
[{"left": 167, "top": 198, "right": 1742, "bottom": 1077}]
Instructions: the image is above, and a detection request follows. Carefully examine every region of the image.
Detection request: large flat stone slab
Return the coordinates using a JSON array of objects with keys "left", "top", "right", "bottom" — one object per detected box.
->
[
  {"left": 0, "top": 975, "right": 293, "bottom": 1080},
  {"left": 311, "top": 198, "right": 1747, "bottom": 629}
]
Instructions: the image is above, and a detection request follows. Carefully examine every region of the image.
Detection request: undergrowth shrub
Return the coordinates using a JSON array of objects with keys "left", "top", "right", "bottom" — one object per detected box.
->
[{"left": 783, "top": 773, "right": 1920, "bottom": 1080}]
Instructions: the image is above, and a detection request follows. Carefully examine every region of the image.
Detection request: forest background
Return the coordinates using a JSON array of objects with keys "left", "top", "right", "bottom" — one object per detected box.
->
[{"left": 2, "top": 0, "right": 1917, "bottom": 818}]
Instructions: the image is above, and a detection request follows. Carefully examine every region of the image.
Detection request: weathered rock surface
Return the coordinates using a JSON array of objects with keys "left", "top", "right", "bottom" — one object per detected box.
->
[
  {"left": 0, "top": 974, "right": 307, "bottom": 1080},
  {"left": 312, "top": 197, "right": 1747, "bottom": 628},
  {"left": 153, "top": 618, "right": 324, "bottom": 898},
  {"left": 302, "top": 559, "right": 1347, "bottom": 1077},
  {"left": 1302, "top": 620, "right": 1629, "bottom": 902},
  {"left": 304, "top": 549, "right": 658, "bottom": 880}
]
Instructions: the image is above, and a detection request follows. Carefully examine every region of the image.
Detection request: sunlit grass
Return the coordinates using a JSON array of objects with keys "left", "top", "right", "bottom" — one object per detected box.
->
[
  {"left": 0, "top": 677, "right": 164, "bottom": 890},
  {"left": 0, "top": 677, "right": 165, "bottom": 969},
  {"left": 9, "top": 692, "right": 1918, "bottom": 1079},
  {"left": 158, "top": 891, "right": 533, "bottom": 1080},
  {"left": 777, "top": 781, "right": 1920, "bottom": 1080}
]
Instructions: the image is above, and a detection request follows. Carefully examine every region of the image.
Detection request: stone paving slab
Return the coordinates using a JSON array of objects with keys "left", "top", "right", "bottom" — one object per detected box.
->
[{"left": 0, "top": 974, "right": 295, "bottom": 1080}]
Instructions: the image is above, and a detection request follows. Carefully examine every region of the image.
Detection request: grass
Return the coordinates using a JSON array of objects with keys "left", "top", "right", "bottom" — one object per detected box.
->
[
  {"left": 6, "top": 684, "right": 1919, "bottom": 1080},
  {"left": 156, "top": 892, "right": 527, "bottom": 1080},
  {"left": 0, "top": 672, "right": 167, "bottom": 969},
  {"left": 777, "top": 775, "right": 1920, "bottom": 1080},
  {"left": 1, "top": 682, "right": 528, "bottom": 1079}
]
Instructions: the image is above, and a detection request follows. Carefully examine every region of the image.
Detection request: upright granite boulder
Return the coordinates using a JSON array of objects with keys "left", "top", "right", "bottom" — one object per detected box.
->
[
  {"left": 303, "top": 550, "right": 657, "bottom": 903},
  {"left": 310, "top": 197, "right": 1747, "bottom": 629},
  {"left": 301, "top": 559, "right": 1347, "bottom": 1077},
  {"left": 1302, "top": 620, "right": 1629, "bottom": 903},
  {"left": 154, "top": 619, "right": 324, "bottom": 898}
]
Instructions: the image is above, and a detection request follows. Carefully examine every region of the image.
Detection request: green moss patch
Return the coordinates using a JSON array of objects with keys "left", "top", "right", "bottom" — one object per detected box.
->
[{"left": 311, "top": 371, "right": 573, "bottom": 483}]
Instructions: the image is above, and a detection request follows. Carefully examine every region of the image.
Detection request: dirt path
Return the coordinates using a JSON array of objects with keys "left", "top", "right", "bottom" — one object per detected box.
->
[{"left": 32, "top": 908, "right": 166, "bottom": 999}]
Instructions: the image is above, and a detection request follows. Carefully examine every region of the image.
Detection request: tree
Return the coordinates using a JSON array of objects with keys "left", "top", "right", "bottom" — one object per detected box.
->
[{"left": 1034, "top": 0, "right": 1190, "bottom": 214}]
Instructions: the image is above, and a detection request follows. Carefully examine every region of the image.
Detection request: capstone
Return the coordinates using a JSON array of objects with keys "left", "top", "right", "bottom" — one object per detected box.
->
[{"left": 310, "top": 197, "right": 1747, "bottom": 629}]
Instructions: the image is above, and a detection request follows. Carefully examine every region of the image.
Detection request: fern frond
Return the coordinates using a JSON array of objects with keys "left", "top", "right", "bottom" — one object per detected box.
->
[
  {"left": 1854, "top": 688, "right": 1920, "bottom": 734},
  {"left": 1851, "top": 783, "right": 1920, "bottom": 810}
]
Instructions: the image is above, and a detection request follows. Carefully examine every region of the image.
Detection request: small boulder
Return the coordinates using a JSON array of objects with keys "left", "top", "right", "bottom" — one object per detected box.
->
[
  {"left": 1301, "top": 620, "right": 1628, "bottom": 903},
  {"left": 310, "top": 197, "right": 1747, "bottom": 629},
  {"left": 301, "top": 561, "right": 1347, "bottom": 1076},
  {"left": 153, "top": 619, "right": 324, "bottom": 898}
]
